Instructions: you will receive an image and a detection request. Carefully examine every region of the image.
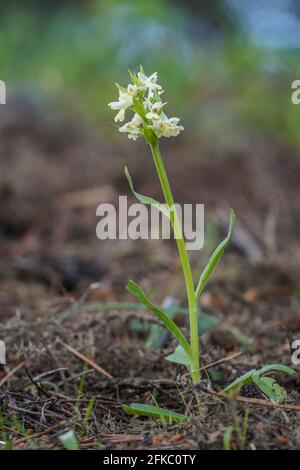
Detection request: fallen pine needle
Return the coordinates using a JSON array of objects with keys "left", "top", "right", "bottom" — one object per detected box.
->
[
  {"left": 199, "top": 351, "right": 242, "bottom": 372},
  {"left": 0, "top": 344, "right": 54, "bottom": 387},
  {"left": 0, "top": 359, "right": 28, "bottom": 387},
  {"left": 59, "top": 340, "right": 113, "bottom": 380}
]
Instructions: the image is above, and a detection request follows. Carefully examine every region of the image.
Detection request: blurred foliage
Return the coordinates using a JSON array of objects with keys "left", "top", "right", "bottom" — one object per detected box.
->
[{"left": 1, "top": 0, "right": 300, "bottom": 149}]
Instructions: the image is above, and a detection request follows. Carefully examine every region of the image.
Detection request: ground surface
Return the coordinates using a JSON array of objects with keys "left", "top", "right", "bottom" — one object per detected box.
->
[{"left": 0, "top": 97, "right": 300, "bottom": 449}]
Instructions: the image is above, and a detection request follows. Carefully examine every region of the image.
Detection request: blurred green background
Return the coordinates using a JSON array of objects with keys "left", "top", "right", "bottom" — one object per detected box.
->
[{"left": 2, "top": 0, "right": 300, "bottom": 150}]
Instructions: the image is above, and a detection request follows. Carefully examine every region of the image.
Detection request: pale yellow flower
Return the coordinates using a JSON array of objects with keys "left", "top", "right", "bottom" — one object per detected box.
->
[
  {"left": 119, "top": 113, "right": 143, "bottom": 140},
  {"left": 149, "top": 113, "right": 184, "bottom": 138},
  {"left": 108, "top": 85, "right": 138, "bottom": 122}
]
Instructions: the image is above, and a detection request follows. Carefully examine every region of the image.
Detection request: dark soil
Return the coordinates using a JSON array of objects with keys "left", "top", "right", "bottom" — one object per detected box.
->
[{"left": 1, "top": 96, "right": 300, "bottom": 449}]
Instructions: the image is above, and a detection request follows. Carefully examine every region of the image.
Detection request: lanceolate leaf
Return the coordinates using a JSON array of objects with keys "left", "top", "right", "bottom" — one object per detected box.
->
[
  {"left": 195, "top": 209, "right": 236, "bottom": 302},
  {"left": 127, "top": 280, "right": 192, "bottom": 359},
  {"left": 146, "top": 308, "right": 220, "bottom": 349},
  {"left": 125, "top": 167, "right": 170, "bottom": 219},
  {"left": 223, "top": 364, "right": 294, "bottom": 401},
  {"left": 253, "top": 377, "right": 287, "bottom": 402},
  {"left": 165, "top": 345, "right": 192, "bottom": 370},
  {"left": 222, "top": 369, "right": 256, "bottom": 394},
  {"left": 253, "top": 364, "right": 295, "bottom": 379},
  {"left": 123, "top": 403, "right": 187, "bottom": 423}
]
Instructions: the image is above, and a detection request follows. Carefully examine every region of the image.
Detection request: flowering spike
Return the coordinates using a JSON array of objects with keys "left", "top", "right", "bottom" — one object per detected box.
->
[{"left": 108, "top": 68, "right": 183, "bottom": 141}]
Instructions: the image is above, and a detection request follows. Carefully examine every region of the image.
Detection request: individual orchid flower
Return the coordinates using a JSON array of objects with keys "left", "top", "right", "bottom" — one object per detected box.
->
[
  {"left": 119, "top": 113, "right": 142, "bottom": 141},
  {"left": 108, "top": 84, "right": 137, "bottom": 122},
  {"left": 149, "top": 113, "right": 184, "bottom": 138},
  {"left": 137, "top": 71, "right": 162, "bottom": 95},
  {"left": 145, "top": 101, "right": 167, "bottom": 120}
]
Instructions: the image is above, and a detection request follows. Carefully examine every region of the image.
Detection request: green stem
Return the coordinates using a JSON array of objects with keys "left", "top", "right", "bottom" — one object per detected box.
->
[{"left": 149, "top": 141, "right": 200, "bottom": 384}]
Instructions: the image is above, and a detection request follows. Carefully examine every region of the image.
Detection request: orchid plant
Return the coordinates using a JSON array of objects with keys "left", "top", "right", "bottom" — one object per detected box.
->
[{"left": 108, "top": 67, "right": 235, "bottom": 384}]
